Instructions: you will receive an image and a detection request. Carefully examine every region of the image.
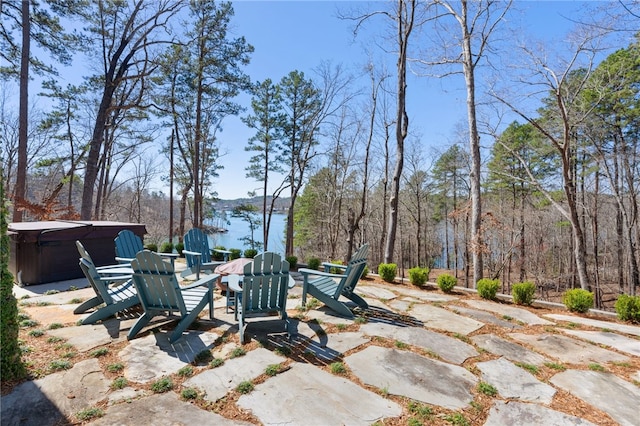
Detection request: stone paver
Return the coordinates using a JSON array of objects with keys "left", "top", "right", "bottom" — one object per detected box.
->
[
  {"left": 360, "top": 322, "right": 477, "bottom": 364},
  {"left": 345, "top": 346, "right": 477, "bottom": 410},
  {"left": 471, "top": 334, "right": 547, "bottom": 365},
  {"left": 476, "top": 357, "right": 556, "bottom": 403},
  {"left": 545, "top": 313, "right": 640, "bottom": 337},
  {"left": 355, "top": 285, "right": 398, "bottom": 300},
  {"left": 464, "top": 299, "right": 554, "bottom": 325},
  {"left": 92, "top": 392, "right": 252, "bottom": 425},
  {"left": 393, "top": 286, "right": 459, "bottom": 302},
  {"left": 237, "top": 362, "right": 402, "bottom": 425},
  {"left": 410, "top": 303, "right": 484, "bottom": 335},
  {"left": 561, "top": 329, "right": 640, "bottom": 357},
  {"left": 120, "top": 331, "right": 220, "bottom": 383},
  {"left": 184, "top": 348, "right": 284, "bottom": 402},
  {"left": 485, "top": 401, "right": 596, "bottom": 426},
  {"left": 450, "top": 305, "right": 523, "bottom": 330},
  {"left": 550, "top": 370, "right": 640, "bottom": 426},
  {"left": 509, "top": 332, "right": 630, "bottom": 364},
  {"left": 0, "top": 359, "right": 109, "bottom": 426},
  {"left": 8, "top": 274, "right": 640, "bottom": 426}
]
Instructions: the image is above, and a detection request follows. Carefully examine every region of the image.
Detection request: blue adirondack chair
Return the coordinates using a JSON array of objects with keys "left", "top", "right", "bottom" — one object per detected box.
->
[
  {"left": 227, "top": 252, "right": 292, "bottom": 344},
  {"left": 181, "top": 228, "right": 226, "bottom": 279},
  {"left": 298, "top": 244, "right": 369, "bottom": 318},
  {"left": 115, "top": 229, "right": 178, "bottom": 267},
  {"left": 128, "top": 251, "right": 219, "bottom": 343},
  {"left": 75, "top": 256, "right": 139, "bottom": 325},
  {"left": 114, "top": 230, "right": 144, "bottom": 264}
]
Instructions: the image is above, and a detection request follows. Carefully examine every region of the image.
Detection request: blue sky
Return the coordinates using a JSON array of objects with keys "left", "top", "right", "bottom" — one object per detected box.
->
[{"left": 213, "top": 0, "right": 595, "bottom": 199}]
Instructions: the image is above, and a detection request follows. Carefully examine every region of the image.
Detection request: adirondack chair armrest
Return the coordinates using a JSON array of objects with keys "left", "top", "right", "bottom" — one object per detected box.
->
[
  {"left": 227, "top": 274, "right": 242, "bottom": 292},
  {"left": 181, "top": 273, "right": 220, "bottom": 290},
  {"left": 322, "top": 262, "right": 347, "bottom": 273},
  {"left": 298, "top": 268, "right": 347, "bottom": 280},
  {"left": 115, "top": 256, "right": 134, "bottom": 263},
  {"left": 182, "top": 249, "right": 202, "bottom": 258}
]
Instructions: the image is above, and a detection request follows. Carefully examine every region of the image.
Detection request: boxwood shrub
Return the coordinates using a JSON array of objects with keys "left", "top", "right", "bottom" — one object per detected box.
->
[
  {"left": 477, "top": 278, "right": 500, "bottom": 300},
  {"left": 437, "top": 273, "right": 457, "bottom": 293}
]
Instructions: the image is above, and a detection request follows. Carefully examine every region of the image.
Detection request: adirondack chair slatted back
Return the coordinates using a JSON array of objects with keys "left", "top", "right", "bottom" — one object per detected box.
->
[
  {"left": 241, "top": 252, "right": 290, "bottom": 314},
  {"left": 79, "top": 258, "right": 113, "bottom": 305},
  {"left": 115, "top": 230, "right": 144, "bottom": 261},
  {"left": 341, "top": 244, "right": 369, "bottom": 296},
  {"left": 131, "top": 251, "right": 187, "bottom": 316},
  {"left": 183, "top": 228, "right": 212, "bottom": 269}
]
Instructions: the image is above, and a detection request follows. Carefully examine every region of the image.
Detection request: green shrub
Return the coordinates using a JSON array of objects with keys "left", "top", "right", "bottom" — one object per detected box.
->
[
  {"left": 230, "top": 248, "right": 242, "bottom": 260},
  {"left": 436, "top": 273, "right": 457, "bottom": 293},
  {"left": 144, "top": 243, "right": 158, "bottom": 252},
  {"left": 175, "top": 242, "right": 184, "bottom": 256},
  {"left": 477, "top": 278, "right": 500, "bottom": 300},
  {"left": 408, "top": 267, "right": 429, "bottom": 286},
  {"left": 328, "top": 260, "right": 344, "bottom": 274},
  {"left": 1, "top": 173, "right": 25, "bottom": 381},
  {"left": 361, "top": 265, "right": 369, "bottom": 278},
  {"left": 212, "top": 246, "right": 227, "bottom": 261},
  {"left": 378, "top": 263, "right": 397, "bottom": 283},
  {"left": 562, "top": 289, "right": 593, "bottom": 313},
  {"left": 159, "top": 242, "right": 173, "bottom": 253},
  {"left": 181, "top": 387, "right": 198, "bottom": 400},
  {"left": 512, "top": 281, "right": 536, "bottom": 305},
  {"left": 615, "top": 294, "right": 640, "bottom": 322},
  {"left": 285, "top": 255, "right": 298, "bottom": 269},
  {"left": 307, "top": 257, "right": 320, "bottom": 270},
  {"left": 76, "top": 407, "right": 104, "bottom": 421},
  {"left": 243, "top": 249, "right": 258, "bottom": 258}
]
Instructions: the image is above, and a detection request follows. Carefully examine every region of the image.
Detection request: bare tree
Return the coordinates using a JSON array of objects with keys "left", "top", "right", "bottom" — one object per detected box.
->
[
  {"left": 79, "top": 0, "right": 184, "bottom": 219},
  {"left": 416, "top": 0, "right": 513, "bottom": 285}
]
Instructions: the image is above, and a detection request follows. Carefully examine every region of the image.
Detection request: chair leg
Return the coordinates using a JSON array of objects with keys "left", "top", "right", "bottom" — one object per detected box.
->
[
  {"left": 127, "top": 312, "right": 153, "bottom": 340},
  {"left": 73, "top": 296, "right": 102, "bottom": 314},
  {"left": 238, "top": 314, "right": 246, "bottom": 344}
]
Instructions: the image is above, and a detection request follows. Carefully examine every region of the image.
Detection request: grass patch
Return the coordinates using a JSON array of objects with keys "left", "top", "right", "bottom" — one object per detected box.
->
[
  {"left": 210, "top": 358, "right": 224, "bottom": 368},
  {"left": 477, "top": 381, "right": 498, "bottom": 396},
  {"left": 394, "top": 340, "right": 409, "bottom": 349},
  {"left": 588, "top": 363, "right": 605, "bottom": 372},
  {"left": 150, "top": 377, "right": 173, "bottom": 393},
  {"left": 265, "top": 364, "right": 282, "bottom": 376},
  {"left": 330, "top": 362, "right": 346, "bottom": 375},
  {"left": 444, "top": 412, "right": 470, "bottom": 426},
  {"left": 110, "top": 377, "right": 128, "bottom": 390},
  {"left": 107, "top": 363, "right": 124, "bottom": 373},
  {"left": 181, "top": 387, "right": 199, "bottom": 400},
  {"left": 544, "top": 362, "right": 566, "bottom": 371},
  {"left": 28, "top": 329, "right": 45, "bottom": 337},
  {"left": 236, "top": 380, "right": 254, "bottom": 394},
  {"left": 90, "top": 348, "right": 109, "bottom": 357},
  {"left": 177, "top": 366, "right": 194, "bottom": 377},
  {"left": 515, "top": 362, "right": 538, "bottom": 374},
  {"left": 230, "top": 347, "right": 246, "bottom": 358},
  {"left": 76, "top": 407, "right": 104, "bottom": 421},
  {"left": 49, "top": 360, "right": 72, "bottom": 371},
  {"left": 194, "top": 350, "right": 213, "bottom": 364}
]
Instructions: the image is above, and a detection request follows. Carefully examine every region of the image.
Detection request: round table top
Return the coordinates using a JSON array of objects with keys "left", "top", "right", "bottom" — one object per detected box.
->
[{"left": 215, "top": 258, "right": 253, "bottom": 275}]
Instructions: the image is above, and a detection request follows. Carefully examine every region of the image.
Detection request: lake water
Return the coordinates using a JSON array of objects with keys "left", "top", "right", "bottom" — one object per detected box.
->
[{"left": 206, "top": 212, "right": 287, "bottom": 255}]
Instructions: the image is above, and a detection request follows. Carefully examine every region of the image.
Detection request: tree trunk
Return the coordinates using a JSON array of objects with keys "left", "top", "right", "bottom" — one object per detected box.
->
[{"left": 13, "top": 0, "right": 30, "bottom": 222}]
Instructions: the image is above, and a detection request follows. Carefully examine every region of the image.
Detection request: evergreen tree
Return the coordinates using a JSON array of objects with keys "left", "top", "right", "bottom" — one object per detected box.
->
[{"left": 1, "top": 163, "right": 25, "bottom": 381}]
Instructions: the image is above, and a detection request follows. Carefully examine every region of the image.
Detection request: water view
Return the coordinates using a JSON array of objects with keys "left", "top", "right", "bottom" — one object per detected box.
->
[{"left": 206, "top": 212, "right": 287, "bottom": 255}]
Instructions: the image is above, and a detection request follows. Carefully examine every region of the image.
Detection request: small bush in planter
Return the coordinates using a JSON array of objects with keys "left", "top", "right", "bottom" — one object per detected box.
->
[
  {"left": 307, "top": 257, "right": 321, "bottom": 270},
  {"left": 285, "top": 256, "right": 298, "bottom": 269},
  {"left": 614, "top": 294, "right": 640, "bottom": 322},
  {"left": 378, "top": 263, "right": 397, "bottom": 283},
  {"left": 175, "top": 242, "right": 184, "bottom": 256},
  {"left": 512, "top": 281, "right": 536, "bottom": 305},
  {"left": 243, "top": 249, "right": 258, "bottom": 258},
  {"left": 408, "top": 267, "right": 429, "bottom": 286},
  {"left": 436, "top": 273, "right": 457, "bottom": 293},
  {"left": 159, "top": 242, "right": 173, "bottom": 253},
  {"left": 144, "top": 243, "right": 158, "bottom": 252},
  {"left": 477, "top": 278, "right": 500, "bottom": 300},
  {"left": 562, "top": 289, "right": 593, "bottom": 313},
  {"left": 230, "top": 249, "right": 242, "bottom": 260}
]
